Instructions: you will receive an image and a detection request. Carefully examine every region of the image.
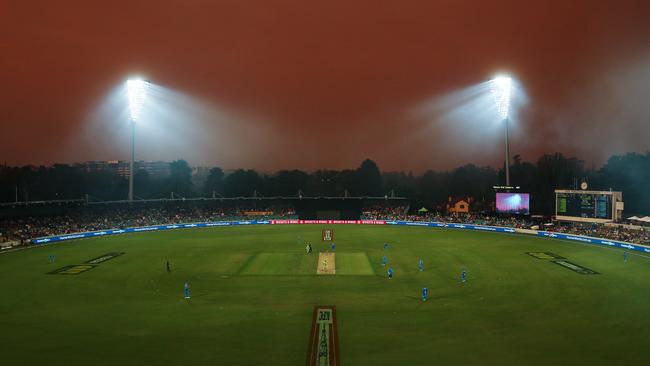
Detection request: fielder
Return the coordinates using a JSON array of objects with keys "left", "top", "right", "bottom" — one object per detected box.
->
[
  {"left": 388, "top": 266, "right": 394, "bottom": 280},
  {"left": 184, "top": 282, "right": 191, "bottom": 299},
  {"left": 422, "top": 287, "right": 428, "bottom": 302}
]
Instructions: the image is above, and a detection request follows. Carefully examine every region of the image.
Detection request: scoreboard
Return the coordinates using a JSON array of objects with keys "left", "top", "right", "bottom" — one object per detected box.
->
[{"left": 555, "top": 190, "right": 623, "bottom": 223}]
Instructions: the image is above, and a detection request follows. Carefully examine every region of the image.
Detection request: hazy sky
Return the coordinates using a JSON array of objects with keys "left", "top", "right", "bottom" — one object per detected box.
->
[{"left": 1, "top": 0, "right": 649, "bottom": 172}]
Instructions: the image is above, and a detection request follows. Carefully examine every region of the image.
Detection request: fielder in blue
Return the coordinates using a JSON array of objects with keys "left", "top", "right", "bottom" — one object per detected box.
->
[
  {"left": 184, "top": 282, "right": 190, "bottom": 299},
  {"left": 382, "top": 255, "right": 387, "bottom": 266},
  {"left": 331, "top": 242, "right": 335, "bottom": 252},
  {"left": 461, "top": 270, "right": 467, "bottom": 283},
  {"left": 48, "top": 254, "right": 56, "bottom": 263},
  {"left": 387, "top": 266, "right": 393, "bottom": 280},
  {"left": 624, "top": 251, "right": 628, "bottom": 262},
  {"left": 383, "top": 242, "right": 389, "bottom": 250},
  {"left": 421, "top": 287, "right": 428, "bottom": 302},
  {"left": 418, "top": 258, "right": 423, "bottom": 272}
]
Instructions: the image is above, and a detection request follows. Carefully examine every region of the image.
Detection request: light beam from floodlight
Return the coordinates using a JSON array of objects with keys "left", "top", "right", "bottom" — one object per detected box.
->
[
  {"left": 126, "top": 78, "right": 150, "bottom": 202},
  {"left": 490, "top": 74, "right": 513, "bottom": 187}
]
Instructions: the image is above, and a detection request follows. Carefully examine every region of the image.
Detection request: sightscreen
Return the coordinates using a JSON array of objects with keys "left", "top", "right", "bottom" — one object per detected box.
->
[{"left": 496, "top": 193, "right": 530, "bottom": 215}]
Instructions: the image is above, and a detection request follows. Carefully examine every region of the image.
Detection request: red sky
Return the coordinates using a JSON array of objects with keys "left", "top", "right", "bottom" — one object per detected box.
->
[{"left": 1, "top": 0, "right": 649, "bottom": 172}]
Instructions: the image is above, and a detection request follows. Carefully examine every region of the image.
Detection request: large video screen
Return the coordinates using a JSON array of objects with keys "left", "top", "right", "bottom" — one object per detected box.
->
[
  {"left": 496, "top": 193, "right": 530, "bottom": 215},
  {"left": 556, "top": 192, "right": 612, "bottom": 219}
]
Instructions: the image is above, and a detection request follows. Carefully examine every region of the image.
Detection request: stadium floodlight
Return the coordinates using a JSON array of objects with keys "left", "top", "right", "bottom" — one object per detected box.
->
[
  {"left": 490, "top": 75, "right": 512, "bottom": 119},
  {"left": 127, "top": 78, "right": 149, "bottom": 122},
  {"left": 126, "top": 78, "right": 150, "bottom": 202},
  {"left": 490, "top": 74, "right": 514, "bottom": 187}
]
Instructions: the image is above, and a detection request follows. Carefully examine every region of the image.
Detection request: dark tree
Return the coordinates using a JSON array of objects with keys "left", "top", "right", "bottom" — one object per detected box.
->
[
  {"left": 356, "top": 159, "right": 382, "bottom": 196},
  {"left": 223, "top": 169, "right": 261, "bottom": 197},
  {"left": 203, "top": 167, "right": 225, "bottom": 197},
  {"left": 271, "top": 170, "right": 309, "bottom": 196},
  {"left": 167, "top": 160, "right": 193, "bottom": 197}
]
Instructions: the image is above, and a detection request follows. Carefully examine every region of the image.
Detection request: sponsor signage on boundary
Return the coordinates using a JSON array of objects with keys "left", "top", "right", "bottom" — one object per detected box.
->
[
  {"left": 536, "top": 231, "right": 650, "bottom": 254},
  {"left": 270, "top": 220, "right": 386, "bottom": 225},
  {"left": 30, "top": 220, "right": 650, "bottom": 254}
]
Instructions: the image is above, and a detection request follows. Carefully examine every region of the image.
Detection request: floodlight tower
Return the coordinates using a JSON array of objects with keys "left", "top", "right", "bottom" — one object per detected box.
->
[
  {"left": 126, "top": 78, "right": 149, "bottom": 201},
  {"left": 490, "top": 75, "right": 513, "bottom": 187}
]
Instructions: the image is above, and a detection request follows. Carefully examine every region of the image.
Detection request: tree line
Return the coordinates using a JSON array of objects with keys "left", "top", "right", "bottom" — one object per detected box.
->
[{"left": 1, "top": 152, "right": 648, "bottom": 215}]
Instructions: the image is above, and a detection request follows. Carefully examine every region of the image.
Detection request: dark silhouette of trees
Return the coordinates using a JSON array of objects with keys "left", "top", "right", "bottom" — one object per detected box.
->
[
  {"left": 270, "top": 170, "right": 309, "bottom": 196},
  {"left": 595, "top": 152, "right": 650, "bottom": 215},
  {"left": 167, "top": 160, "right": 193, "bottom": 197},
  {"left": 2, "top": 153, "right": 649, "bottom": 215},
  {"left": 223, "top": 169, "right": 261, "bottom": 197},
  {"left": 356, "top": 159, "right": 383, "bottom": 196},
  {"left": 203, "top": 167, "right": 225, "bottom": 197}
]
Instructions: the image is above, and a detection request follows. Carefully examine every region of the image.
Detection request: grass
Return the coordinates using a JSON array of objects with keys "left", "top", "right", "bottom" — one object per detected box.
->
[
  {"left": 1, "top": 224, "right": 650, "bottom": 365},
  {"left": 336, "top": 253, "right": 374, "bottom": 275}
]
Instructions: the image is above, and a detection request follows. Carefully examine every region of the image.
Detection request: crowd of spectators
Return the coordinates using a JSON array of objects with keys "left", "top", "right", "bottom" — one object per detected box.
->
[
  {"left": 2, "top": 203, "right": 649, "bottom": 246},
  {"left": 360, "top": 204, "right": 409, "bottom": 221},
  {"left": 361, "top": 207, "right": 650, "bottom": 245},
  {"left": 0, "top": 204, "right": 297, "bottom": 243},
  {"left": 551, "top": 222, "right": 650, "bottom": 245}
]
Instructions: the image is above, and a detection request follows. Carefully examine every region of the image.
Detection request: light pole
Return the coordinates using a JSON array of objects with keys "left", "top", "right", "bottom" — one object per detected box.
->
[
  {"left": 126, "top": 78, "right": 149, "bottom": 201},
  {"left": 490, "top": 75, "right": 513, "bottom": 187}
]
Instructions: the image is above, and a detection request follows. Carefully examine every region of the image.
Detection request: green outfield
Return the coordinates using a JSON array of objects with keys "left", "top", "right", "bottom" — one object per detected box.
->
[{"left": 1, "top": 225, "right": 650, "bottom": 365}]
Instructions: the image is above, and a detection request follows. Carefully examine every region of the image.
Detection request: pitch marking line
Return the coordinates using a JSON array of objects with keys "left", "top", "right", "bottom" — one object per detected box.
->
[{"left": 317, "top": 253, "right": 335, "bottom": 275}]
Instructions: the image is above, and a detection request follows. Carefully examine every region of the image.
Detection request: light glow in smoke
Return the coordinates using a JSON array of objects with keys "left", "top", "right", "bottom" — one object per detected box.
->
[
  {"left": 127, "top": 78, "right": 149, "bottom": 121},
  {"left": 406, "top": 75, "right": 527, "bottom": 168},
  {"left": 81, "top": 79, "right": 276, "bottom": 168},
  {"left": 490, "top": 75, "right": 512, "bottom": 119}
]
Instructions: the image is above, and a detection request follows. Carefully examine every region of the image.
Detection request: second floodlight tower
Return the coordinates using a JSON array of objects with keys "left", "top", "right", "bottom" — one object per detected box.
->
[
  {"left": 126, "top": 78, "right": 150, "bottom": 202},
  {"left": 490, "top": 75, "right": 513, "bottom": 187}
]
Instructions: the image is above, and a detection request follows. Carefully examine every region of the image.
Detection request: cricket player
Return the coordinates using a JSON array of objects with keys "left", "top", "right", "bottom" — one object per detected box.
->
[
  {"left": 419, "top": 258, "right": 423, "bottom": 272},
  {"left": 624, "top": 251, "right": 628, "bottom": 262},
  {"left": 306, "top": 243, "right": 310, "bottom": 254},
  {"left": 461, "top": 270, "right": 467, "bottom": 283},
  {"left": 382, "top": 255, "right": 387, "bottom": 266},
  {"left": 388, "top": 266, "right": 393, "bottom": 280},
  {"left": 422, "top": 287, "right": 428, "bottom": 302},
  {"left": 48, "top": 254, "right": 56, "bottom": 263},
  {"left": 184, "top": 282, "right": 190, "bottom": 299},
  {"left": 383, "top": 242, "right": 389, "bottom": 250},
  {"left": 166, "top": 260, "right": 171, "bottom": 273},
  {"left": 331, "top": 242, "right": 335, "bottom": 252}
]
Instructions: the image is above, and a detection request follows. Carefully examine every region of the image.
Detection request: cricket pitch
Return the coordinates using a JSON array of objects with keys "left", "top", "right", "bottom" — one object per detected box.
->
[{"left": 317, "top": 253, "right": 336, "bottom": 275}]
